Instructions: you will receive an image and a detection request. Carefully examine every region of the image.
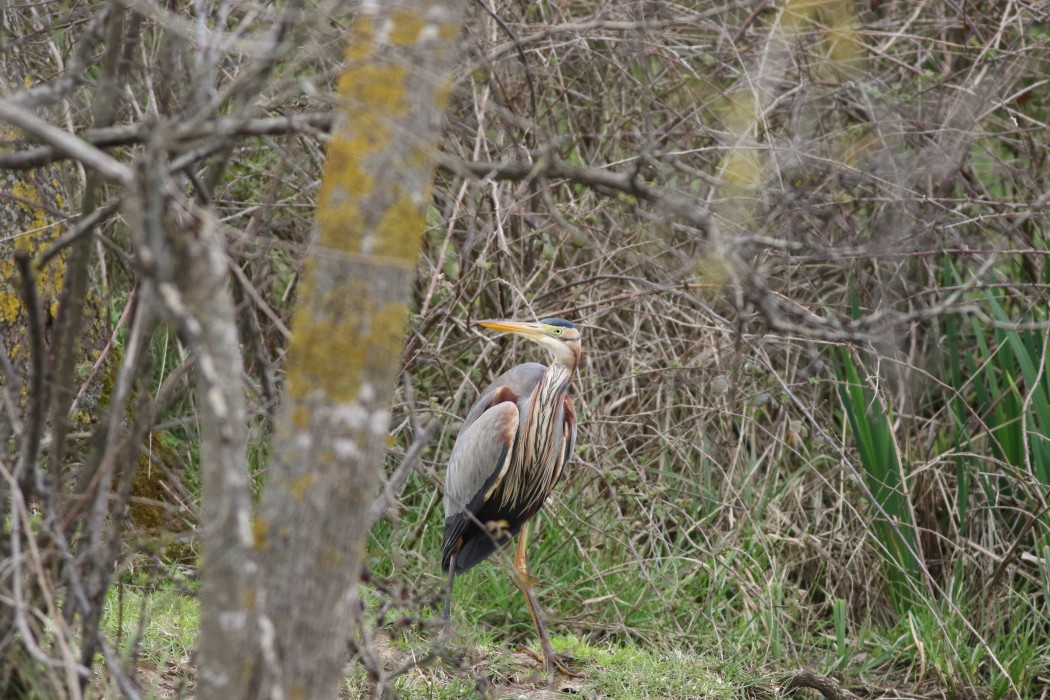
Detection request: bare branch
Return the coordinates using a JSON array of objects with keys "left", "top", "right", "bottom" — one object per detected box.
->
[
  {"left": 0, "top": 100, "right": 132, "bottom": 185},
  {"left": 0, "top": 112, "right": 334, "bottom": 170}
]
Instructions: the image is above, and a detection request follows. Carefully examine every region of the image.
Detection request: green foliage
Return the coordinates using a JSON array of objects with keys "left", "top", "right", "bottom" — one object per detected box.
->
[
  {"left": 834, "top": 346, "right": 923, "bottom": 612},
  {"left": 831, "top": 598, "right": 848, "bottom": 671},
  {"left": 853, "top": 578, "right": 1050, "bottom": 699},
  {"left": 102, "top": 581, "right": 198, "bottom": 664},
  {"left": 943, "top": 256, "right": 1050, "bottom": 538}
]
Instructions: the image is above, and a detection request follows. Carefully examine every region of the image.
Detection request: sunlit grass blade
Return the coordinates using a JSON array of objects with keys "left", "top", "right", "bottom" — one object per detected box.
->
[{"left": 832, "top": 598, "right": 847, "bottom": 671}]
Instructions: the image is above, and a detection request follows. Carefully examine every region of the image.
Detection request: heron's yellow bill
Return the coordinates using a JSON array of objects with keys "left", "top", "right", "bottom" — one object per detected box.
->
[{"left": 477, "top": 319, "right": 546, "bottom": 338}]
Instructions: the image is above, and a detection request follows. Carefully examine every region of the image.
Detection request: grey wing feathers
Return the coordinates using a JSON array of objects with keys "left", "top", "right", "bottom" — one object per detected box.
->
[
  {"left": 461, "top": 363, "right": 546, "bottom": 430},
  {"left": 442, "top": 362, "right": 548, "bottom": 572},
  {"left": 443, "top": 401, "right": 519, "bottom": 520}
]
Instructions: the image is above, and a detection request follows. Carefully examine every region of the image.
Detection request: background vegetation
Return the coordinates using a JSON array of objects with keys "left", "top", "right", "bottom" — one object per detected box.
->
[{"left": 2, "top": 0, "right": 1049, "bottom": 698}]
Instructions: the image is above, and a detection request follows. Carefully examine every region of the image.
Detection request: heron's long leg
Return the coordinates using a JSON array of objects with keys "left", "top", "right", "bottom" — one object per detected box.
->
[
  {"left": 442, "top": 552, "right": 456, "bottom": 623},
  {"left": 514, "top": 521, "right": 538, "bottom": 585},
  {"left": 511, "top": 522, "right": 577, "bottom": 676}
]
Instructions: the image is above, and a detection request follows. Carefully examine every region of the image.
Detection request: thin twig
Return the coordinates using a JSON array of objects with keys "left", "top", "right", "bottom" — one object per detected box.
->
[
  {"left": 368, "top": 422, "right": 439, "bottom": 526},
  {"left": 14, "top": 255, "right": 46, "bottom": 497},
  {"left": 38, "top": 196, "right": 122, "bottom": 266},
  {"left": 783, "top": 670, "right": 858, "bottom": 700},
  {"left": 0, "top": 112, "right": 334, "bottom": 170}
]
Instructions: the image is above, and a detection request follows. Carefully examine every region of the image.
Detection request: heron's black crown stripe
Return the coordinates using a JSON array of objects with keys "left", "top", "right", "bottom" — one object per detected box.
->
[{"left": 540, "top": 317, "right": 575, "bottom": 329}]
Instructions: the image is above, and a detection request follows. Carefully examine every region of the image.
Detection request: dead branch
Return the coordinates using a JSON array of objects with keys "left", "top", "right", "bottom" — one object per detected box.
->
[{"left": 783, "top": 670, "right": 858, "bottom": 700}]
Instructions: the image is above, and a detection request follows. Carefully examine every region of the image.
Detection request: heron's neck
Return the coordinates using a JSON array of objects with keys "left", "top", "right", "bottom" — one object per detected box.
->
[
  {"left": 558, "top": 361, "right": 575, "bottom": 384},
  {"left": 529, "top": 362, "right": 572, "bottom": 427},
  {"left": 550, "top": 348, "right": 580, "bottom": 379}
]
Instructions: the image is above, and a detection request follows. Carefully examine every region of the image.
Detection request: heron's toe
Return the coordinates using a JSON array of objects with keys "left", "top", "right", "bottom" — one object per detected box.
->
[{"left": 546, "top": 650, "right": 579, "bottom": 677}]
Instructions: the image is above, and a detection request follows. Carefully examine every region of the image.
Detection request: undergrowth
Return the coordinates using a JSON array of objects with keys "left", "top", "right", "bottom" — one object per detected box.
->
[{"left": 5, "top": 0, "right": 1049, "bottom": 698}]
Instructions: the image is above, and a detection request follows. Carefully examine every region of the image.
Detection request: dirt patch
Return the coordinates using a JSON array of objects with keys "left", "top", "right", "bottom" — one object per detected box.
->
[
  {"left": 360, "top": 634, "right": 587, "bottom": 698},
  {"left": 90, "top": 658, "right": 194, "bottom": 699}
]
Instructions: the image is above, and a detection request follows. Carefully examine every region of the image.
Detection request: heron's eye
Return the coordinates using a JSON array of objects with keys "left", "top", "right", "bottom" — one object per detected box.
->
[{"left": 551, "top": 327, "right": 562, "bottom": 336}]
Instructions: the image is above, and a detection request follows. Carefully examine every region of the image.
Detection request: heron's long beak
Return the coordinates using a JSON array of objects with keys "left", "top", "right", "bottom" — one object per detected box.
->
[{"left": 477, "top": 319, "right": 546, "bottom": 340}]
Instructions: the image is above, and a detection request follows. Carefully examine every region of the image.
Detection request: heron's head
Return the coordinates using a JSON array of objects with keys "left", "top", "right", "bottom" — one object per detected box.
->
[{"left": 478, "top": 317, "right": 582, "bottom": 371}]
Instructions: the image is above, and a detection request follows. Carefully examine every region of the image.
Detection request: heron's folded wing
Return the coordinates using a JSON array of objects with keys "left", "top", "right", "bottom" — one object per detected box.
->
[
  {"left": 441, "top": 399, "right": 520, "bottom": 571},
  {"left": 443, "top": 399, "right": 519, "bottom": 519}
]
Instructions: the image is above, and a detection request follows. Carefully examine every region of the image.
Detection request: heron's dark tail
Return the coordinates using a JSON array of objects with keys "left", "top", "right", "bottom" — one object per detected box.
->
[{"left": 441, "top": 515, "right": 468, "bottom": 572}]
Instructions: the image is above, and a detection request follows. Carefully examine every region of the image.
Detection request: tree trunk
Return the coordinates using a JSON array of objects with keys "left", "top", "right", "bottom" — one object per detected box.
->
[
  {"left": 252, "top": 2, "right": 465, "bottom": 697},
  {"left": 177, "top": 210, "right": 257, "bottom": 698}
]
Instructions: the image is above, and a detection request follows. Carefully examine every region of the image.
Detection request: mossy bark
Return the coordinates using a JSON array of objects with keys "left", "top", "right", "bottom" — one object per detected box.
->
[
  {"left": 246, "top": 2, "right": 465, "bottom": 698},
  {"left": 173, "top": 207, "right": 257, "bottom": 700}
]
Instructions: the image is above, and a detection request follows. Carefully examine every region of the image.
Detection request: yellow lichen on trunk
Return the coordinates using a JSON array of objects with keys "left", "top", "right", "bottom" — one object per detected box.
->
[
  {"left": 0, "top": 131, "right": 67, "bottom": 325},
  {"left": 284, "top": 277, "right": 414, "bottom": 405},
  {"left": 254, "top": 3, "right": 465, "bottom": 698},
  {"left": 0, "top": 126, "right": 73, "bottom": 401},
  {"left": 285, "top": 7, "right": 447, "bottom": 405}
]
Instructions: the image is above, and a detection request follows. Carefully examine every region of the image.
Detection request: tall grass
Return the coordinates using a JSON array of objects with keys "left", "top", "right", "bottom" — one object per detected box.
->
[
  {"left": 834, "top": 346, "right": 923, "bottom": 612},
  {"left": 943, "top": 257, "right": 1050, "bottom": 540}
]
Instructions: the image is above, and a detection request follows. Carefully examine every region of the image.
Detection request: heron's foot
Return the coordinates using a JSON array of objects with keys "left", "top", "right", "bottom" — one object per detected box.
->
[{"left": 515, "top": 645, "right": 579, "bottom": 677}]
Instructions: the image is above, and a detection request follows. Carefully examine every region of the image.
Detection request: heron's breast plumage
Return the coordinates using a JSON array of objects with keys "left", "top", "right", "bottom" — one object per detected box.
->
[
  {"left": 442, "top": 359, "right": 576, "bottom": 573},
  {"left": 494, "top": 362, "right": 571, "bottom": 514}
]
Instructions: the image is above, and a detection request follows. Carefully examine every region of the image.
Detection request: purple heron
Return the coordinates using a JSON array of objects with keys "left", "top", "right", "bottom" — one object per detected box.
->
[{"left": 441, "top": 318, "right": 581, "bottom": 675}]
